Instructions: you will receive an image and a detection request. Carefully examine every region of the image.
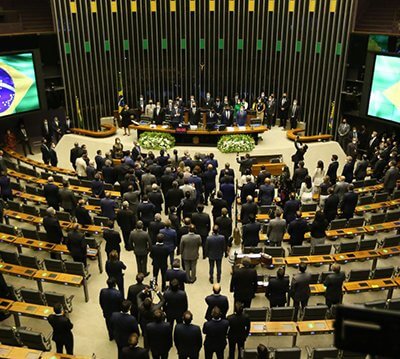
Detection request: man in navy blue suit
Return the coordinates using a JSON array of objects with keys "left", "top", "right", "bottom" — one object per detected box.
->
[
  {"left": 146, "top": 309, "right": 172, "bottom": 359},
  {"left": 205, "top": 284, "right": 229, "bottom": 321},
  {"left": 174, "top": 311, "right": 202, "bottom": 359},
  {"left": 203, "top": 307, "right": 229, "bottom": 359}
]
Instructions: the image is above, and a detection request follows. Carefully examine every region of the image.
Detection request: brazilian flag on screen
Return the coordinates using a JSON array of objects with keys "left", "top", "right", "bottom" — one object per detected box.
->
[
  {"left": 0, "top": 53, "right": 40, "bottom": 118},
  {"left": 368, "top": 55, "right": 400, "bottom": 123}
]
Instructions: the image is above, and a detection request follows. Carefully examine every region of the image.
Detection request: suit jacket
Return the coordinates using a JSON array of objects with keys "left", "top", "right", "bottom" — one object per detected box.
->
[
  {"left": 44, "top": 183, "right": 60, "bottom": 208},
  {"left": 165, "top": 188, "right": 184, "bottom": 209},
  {"left": 242, "top": 222, "right": 261, "bottom": 247},
  {"left": 290, "top": 272, "right": 312, "bottom": 301},
  {"left": 75, "top": 206, "right": 92, "bottom": 225},
  {"left": 165, "top": 269, "right": 188, "bottom": 290},
  {"left": 103, "top": 228, "right": 122, "bottom": 254},
  {"left": 266, "top": 277, "right": 289, "bottom": 306},
  {"left": 147, "top": 321, "right": 172, "bottom": 354},
  {"left": 116, "top": 209, "right": 135, "bottom": 233},
  {"left": 59, "top": 188, "right": 77, "bottom": 211},
  {"left": 43, "top": 216, "right": 63, "bottom": 244},
  {"left": 326, "top": 161, "right": 339, "bottom": 184},
  {"left": 130, "top": 229, "right": 151, "bottom": 256},
  {"left": 230, "top": 267, "right": 258, "bottom": 302},
  {"left": 148, "top": 221, "right": 165, "bottom": 245},
  {"left": 211, "top": 198, "right": 228, "bottom": 219},
  {"left": 102, "top": 166, "right": 116, "bottom": 184},
  {"left": 289, "top": 104, "right": 300, "bottom": 120},
  {"left": 240, "top": 182, "right": 256, "bottom": 203},
  {"left": 137, "top": 202, "right": 156, "bottom": 224},
  {"left": 101, "top": 197, "right": 117, "bottom": 220},
  {"left": 384, "top": 167, "right": 399, "bottom": 192},
  {"left": 121, "top": 346, "right": 149, "bottom": 359},
  {"left": 287, "top": 218, "right": 309, "bottom": 246},
  {"left": 91, "top": 180, "right": 105, "bottom": 198},
  {"left": 324, "top": 194, "right": 339, "bottom": 222},
  {"left": 203, "top": 318, "right": 229, "bottom": 351},
  {"left": 205, "top": 294, "right": 229, "bottom": 320},
  {"left": 205, "top": 234, "right": 225, "bottom": 260},
  {"left": 258, "top": 184, "right": 275, "bottom": 205},
  {"left": 220, "top": 183, "right": 235, "bottom": 205},
  {"left": 148, "top": 191, "right": 164, "bottom": 214},
  {"left": 188, "top": 108, "right": 201, "bottom": 126},
  {"left": 334, "top": 181, "right": 349, "bottom": 203},
  {"left": 342, "top": 162, "right": 354, "bottom": 183},
  {"left": 341, "top": 191, "right": 358, "bottom": 218},
  {"left": 221, "top": 109, "right": 233, "bottom": 126},
  {"left": 191, "top": 212, "right": 211, "bottom": 237},
  {"left": 278, "top": 97, "right": 290, "bottom": 117},
  {"left": 174, "top": 323, "right": 202, "bottom": 357},
  {"left": 354, "top": 160, "right": 368, "bottom": 181},
  {"left": 66, "top": 229, "right": 87, "bottom": 260},
  {"left": 150, "top": 243, "right": 169, "bottom": 270},
  {"left": 324, "top": 271, "right": 346, "bottom": 302},
  {"left": 215, "top": 215, "right": 232, "bottom": 240},
  {"left": 180, "top": 232, "right": 202, "bottom": 260},
  {"left": 293, "top": 167, "right": 309, "bottom": 189},
  {"left": 48, "top": 314, "right": 73, "bottom": 343},
  {"left": 163, "top": 289, "right": 188, "bottom": 320},
  {"left": 227, "top": 313, "right": 250, "bottom": 342},
  {"left": 111, "top": 312, "right": 139, "bottom": 348},
  {"left": 127, "top": 282, "right": 148, "bottom": 316},
  {"left": 153, "top": 107, "right": 165, "bottom": 125},
  {"left": 99, "top": 287, "right": 123, "bottom": 317},
  {"left": 283, "top": 199, "right": 301, "bottom": 224},
  {"left": 41, "top": 144, "right": 50, "bottom": 164},
  {"left": 267, "top": 217, "right": 287, "bottom": 244}
]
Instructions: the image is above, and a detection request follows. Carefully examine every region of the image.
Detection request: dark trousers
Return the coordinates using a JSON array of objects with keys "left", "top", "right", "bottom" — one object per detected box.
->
[
  {"left": 122, "top": 230, "right": 131, "bottom": 250},
  {"left": 135, "top": 254, "right": 148, "bottom": 274},
  {"left": 235, "top": 297, "right": 252, "bottom": 309},
  {"left": 55, "top": 338, "right": 73, "bottom": 355},
  {"left": 153, "top": 266, "right": 166, "bottom": 291},
  {"left": 228, "top": 338, "right": 245, "bottom": 359},
  {"left": 204, "top": 187, "right": 215, "bottom": 205},
  {"left": 115, "top": 275, "right": 124, "bottom": 298},
  {"left": 104, "top": 315, "right": 113, "bottom": 340},
  {"left": 326, "top": 297, "right": 342, "bottom": 308},
  {"left": 179, "top": 355, "right": 199, "bottom": 359},
  {"left": 21, "top": 140, "right": 33, "bottom": 156},
  {"left": 293, "top": 298, "right": 309, "bottom": 320},
  {"left": 201, "top": 235, "right": 207, "bottom": 258},
  {"left": 281, "top": 117, "right": 287, "bottom": 128},
  {"left": 209, "top": 259, "right": 222, "bottom": 282},
  {"left": 290, "top": 117, "right": 297, "bottom": 129},
  {"left": 151, "top": 351, "right": 169, "bottom": 359},
  {"left": 205, "top": 349, "right": 224, "bottom": 359}
]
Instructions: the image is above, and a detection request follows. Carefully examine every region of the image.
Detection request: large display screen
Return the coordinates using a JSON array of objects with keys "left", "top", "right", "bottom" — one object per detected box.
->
[
  {"left": 368, "top": 54, "right": 400, "bottom": 123},
  {"left": 0, "top": 52, "right": 40, "bottom": 118}
]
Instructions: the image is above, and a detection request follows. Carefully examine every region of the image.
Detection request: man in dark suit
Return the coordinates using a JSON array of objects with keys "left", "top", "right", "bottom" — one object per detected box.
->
[
  {"left": 59, "top": 181, "right": 77, "bottom": 216},
  {"left": 117, "top": 201, "right": 135, "bottom": 250},
  {"left": 91, "top": 173, "right": 105, "bottom": 198},
  {"left": 215, "top": 208, "right": 232, "bottom": 247},
  {"left": 211, "top": 191, "right": 228, "bottom": 223},
  {"left": 203, "top": 164, "right": 217, "bottom": 205},
  {"left": 219, "top": 163, "right": 235, "bottom": 183},
  {"left": 44, "top": 177, "right": 60, "bottom": 210},
  {"left": 166, "top": 181, "right": 184, "bottom": 217},
  {"left": 283, "top": 192, "right": 301, "bottom": 225},
  {"left": 203, "top": 307, "right": 229, "bottom": 359},
  {"left": 205, "top": 226, "right": 226, "bottom": 284},
  {"left": 148, "top": 214, "right": 165, "bottom": 245},
  {"left": 292, "top": 161, "right": 308, "bottom": 190},
  {"left": 236, "top": 154, "right": 254, "bottom": 175},
  {"left": 111, "top": 300, "right": 140, "bottom": 358},
  {"left": 127, "top": 273, "right": 149, "bottom": 319},
  {"left": 384, "top": 160, "right": 400, "bottom": 194},
  {"left": 103, "top": 160, "right": 117, "bottom": 184},
  {"left": 278, "top": 93, "right": 290, "bottom": 128},
  {"left": 368, "top": 131, "right": 380, "bottom": 158},
  {"left": 121, "top": 333, "right": 149, "bottom": 359},
  {"left": 354, "top": 154, "right": 368, "bottom": 181},
  {"left": 148, "top": 184, "right": 164, "bottom": 214},
  {"left": 70, "top": 142, "right": 82, "bottom": 170},
  {"left": 101, "top": 192, "right": 117, "bottom": 221},
  {"left": 40, "top": 139, "right": 51, "bottom": 165},
  {"left": 288, "top": 99, "right": 300, "bottom": 129},
  {"left": 240, "top": 176, "right": 256, "bottom": 204},
  {"left": 163, "top": 278, "right": 188, "bottom": 326},
  {"left": 174, "top": 310, "right": 202, "bottom": 359},
  {"left": 230, "top": 257, "right": 257, "bottom": 308},
  {"left": 205, "top": 283, "right": 229, "bottom": 321},
  {"left": 265, "top": 267, "right": 290, "bottom": 307},
  {"left": 324, "top": 263, "right": 346, "bottom": 308},
  {"left": 48, "top": 303, "right": 74, "bottom": 354},
  {"left": 153, "top": 102, "right": 165, "bottom": 125},
  {"left": 75, "top": 199, "right": 93, "bottom": 226},
  {"left": 66, "top": 223, "right": 87, "bottom": 266},
  {"left": 191, "top": 204, "right": 211, "bottom": 257},
  {"left": 227, "top": 302, "right": 250, "bottom": 359},
  {"left": 147, "top": 309, "right": 173, "bottom": 359},
  {"left": 341, "top": 156, "right": 355, "bottom": 183},
  {"left": 221, "top": 105, "right": 233, "bottom": 126},
  {"left": 41, "top": 119, "right": 52, "bottom": 144},
  {"left": 103, "top": 220, "right": 122, "bottom": 258},
  {"left": 130, "top": 221, "right": 152, "bottom": 276},
  {"left": 372, "top": 154, "right": 387, "bottom": 181},
  {"left": 290, "top": 263, "right": 312, "bottom": 319},
  {"left": 206, "top": 109, "right": 218, "bottom": 130},
  {"left": 326, "top": 155, "right": 339, "bottom": 185},
  {"left": 324, "top": 188, "right": 339, "bottom": 222},
  {"left": 258, "top": 177, "right": 275, "bottom": 205},
  {"left": 166, "top": 259, "right": 188, "bottom": 291},
  {"left": 287, "top": 211, "right": 309, "bottom": 247},
  {"left": 242, "top": 215, "right": 261, "bottom": 247},
  {"left": 340, "top": 184, "right": 358, "bottom": 220},
  {"left": 17, "top": 122, "right": 33, "bottom": 156},
  {"left": 43, "top": 207, "right": 64, "bottom": 254},
  {"left": 137, "top": 195, "right": 156, "bottom": 230},
  {"left": 99, "top": 278, "right": 123, "bottom": 340},
  {"left": 188, "top": 103, "right": 201, "bottom": 126},
  {"left": 150, "top": 233, "right": 170, "bottom": 291}
]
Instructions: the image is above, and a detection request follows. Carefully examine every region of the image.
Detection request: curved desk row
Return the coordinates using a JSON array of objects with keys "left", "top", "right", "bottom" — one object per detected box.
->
[
  {"left": 286, "top": 128, "right": 332, "bottom": 142},
  {"left": 71, "top": 123, "right": 117, "bottom": 138}
]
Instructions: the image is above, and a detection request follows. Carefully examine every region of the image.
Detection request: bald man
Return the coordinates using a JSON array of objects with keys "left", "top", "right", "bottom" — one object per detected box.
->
[{"left": 205, "top": 284, "right": 229, "bottom": 321}]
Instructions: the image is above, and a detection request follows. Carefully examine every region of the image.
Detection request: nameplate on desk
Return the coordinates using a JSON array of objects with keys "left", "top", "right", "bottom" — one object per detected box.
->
[
  {"left": 238, "top": 126, "right": 246, "bottom": 130},
  {"left": 226, "top": 127, "right": 234, "bottom": 132},
  {"left": 190, "top": 125, "right": 198, "bottom": 130}
]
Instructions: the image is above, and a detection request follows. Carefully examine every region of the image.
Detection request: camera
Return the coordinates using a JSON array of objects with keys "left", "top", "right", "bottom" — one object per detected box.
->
[{"left": 149, "top": 278, "right": 157, "bottom": 291}]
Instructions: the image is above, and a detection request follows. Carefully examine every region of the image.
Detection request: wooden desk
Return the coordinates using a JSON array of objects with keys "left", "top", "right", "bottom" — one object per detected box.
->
[
  {"left": 250, "top": 321, "right": 298, "bottom": 337},
  {"left": 333, "top": 249, "right": 380, "bottom": 269},
  {"left": 354, "top": 184, "right": 383, "bottom": 194},
  {"left": 4, "top": 148, "right": 76, "bottom": 177},
  {"left": 296, "top": 320, "right": 334, "bottom": 335},
  {"left": 0, "top": 298, "right": 14, "bottom": 311},
  {"left": 364, "top": 221, "right": 400, "bottom": 233},
  {"left": 310, "top": 284, "right": 326, "bottom": 295},
  {"left": 285, "top": 255, "right": 334, "bottom": 266},
  {"left": 251, "top": 163, "right": 286, "bottom": 177},
  {"left": 0, "top": 233, "right": 19, "bottom": 244},
  {"left": 355, "top": 199, "right": 400, "bottom": 214},
  {"left": 8, "top": 301, "right": 53, "bottom": 326},
  {"left": 13, "top": 237, "right": 55, "bottom": 252},
  {"left": 343, "top": 278, "right": 397, "bottom": 299},
  {"left": 377, "top": 246, "right": 400, "bottom": 258},
  {"left": 235, "top": 253, "right": 284, "bottom": 267},
  {"left": 326, "top": 226, "right": 366, "bottom": 238},
  {"left": 0, "top": 262, "right": 37, "bottom": 280},
  {"left": 256, "top": 212, "right": 315, "bottom": 222},
  {"left": 0, "top": 344, "right": 42, "bottom": 359},
  {"left": 33, "top": 270, "right": 88, "bottom": 302}
]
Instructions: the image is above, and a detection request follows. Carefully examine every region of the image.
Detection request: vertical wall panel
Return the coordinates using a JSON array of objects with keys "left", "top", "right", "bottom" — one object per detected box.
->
[{"left": 52, "top": 0, "right": 354, "bottom": 134}]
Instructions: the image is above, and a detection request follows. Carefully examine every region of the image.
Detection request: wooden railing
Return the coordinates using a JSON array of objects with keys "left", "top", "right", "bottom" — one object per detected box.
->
[
  {"left": 71, "top": 124, "right": 117, "bottom": 138},
  {"left": 286, "top": 129, "right": 332, "bottom": 143}
]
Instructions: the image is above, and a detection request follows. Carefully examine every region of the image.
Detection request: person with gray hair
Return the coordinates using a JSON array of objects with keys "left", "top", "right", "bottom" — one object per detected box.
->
[
  {"left": 43, "top": 207, "right": 64, "bottom": 258},
  {"left": 116, "top": 200, "right": 135, "bottom": 250},
  {"left": 44, "top": 176, "right": 60, "bottom": 210},
  {"left": 267, "top": 208, "right": 287, "bottom": 246},
  {"left": 129, "top": 221, "right": 152, "bottom": 276}
]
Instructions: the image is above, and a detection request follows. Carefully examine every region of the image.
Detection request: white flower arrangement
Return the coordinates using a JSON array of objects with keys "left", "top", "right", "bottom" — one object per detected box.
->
[
  {"left": 217, "top": 134, "right": 255, "bottom": 153},
  {"left": 139, "top": 131, "right": 175, "bottom": 150}
]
